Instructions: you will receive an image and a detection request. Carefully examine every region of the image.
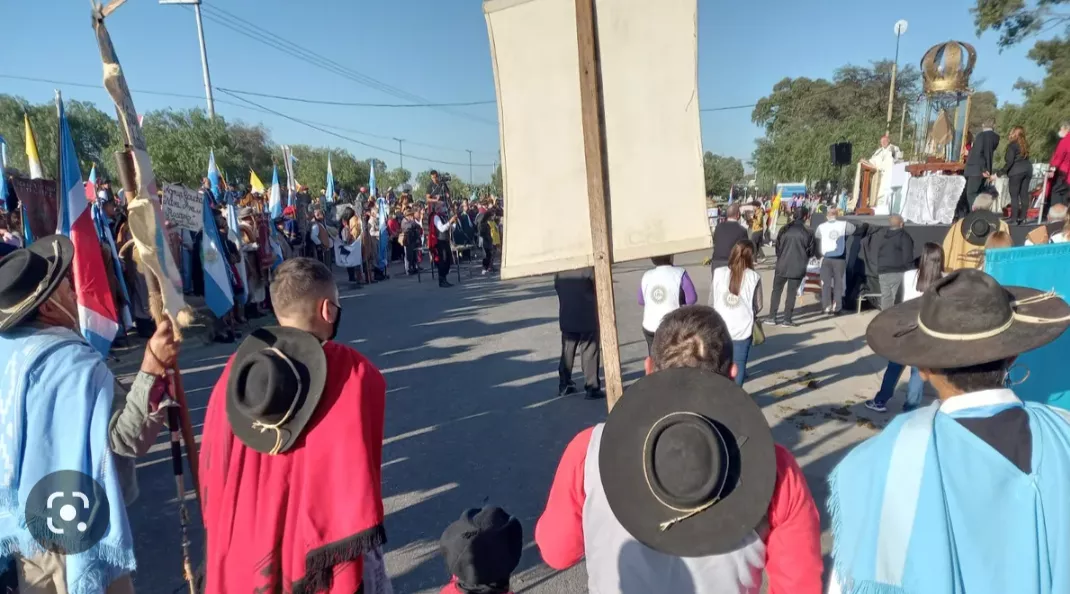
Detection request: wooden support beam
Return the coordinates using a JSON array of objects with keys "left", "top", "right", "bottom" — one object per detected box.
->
[{"left": 573, "top": 0, "right": 623, "bottom": 409}]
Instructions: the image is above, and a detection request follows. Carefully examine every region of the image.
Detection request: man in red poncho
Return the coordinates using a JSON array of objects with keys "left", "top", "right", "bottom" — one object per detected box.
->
[{"left": 200, "top": 256, "right": 388, "bottom": 594}]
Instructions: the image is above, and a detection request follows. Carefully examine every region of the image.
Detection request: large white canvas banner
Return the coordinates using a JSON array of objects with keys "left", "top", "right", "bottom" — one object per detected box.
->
[{"left": 484, "top": 0, "right": 709, "bottom": 279}]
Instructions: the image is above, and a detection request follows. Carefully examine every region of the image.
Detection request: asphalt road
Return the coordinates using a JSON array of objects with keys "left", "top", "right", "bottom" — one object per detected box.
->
[{"left": 121, "top": 251, "right": 905, "bottom": 593}]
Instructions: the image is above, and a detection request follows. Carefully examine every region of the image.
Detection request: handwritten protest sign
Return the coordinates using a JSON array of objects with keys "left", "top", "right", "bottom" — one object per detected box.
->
[
  {"left": 162, "top": 184, "right": 203, "bottom": 231},
  {"left": 11, "top": 177, "right": 58, "bottom": 240}
]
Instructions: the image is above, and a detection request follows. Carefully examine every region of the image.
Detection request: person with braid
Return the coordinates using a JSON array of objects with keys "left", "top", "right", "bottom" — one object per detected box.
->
[{"left": 535, "top": 305, "right": 823, "bottom": 593}]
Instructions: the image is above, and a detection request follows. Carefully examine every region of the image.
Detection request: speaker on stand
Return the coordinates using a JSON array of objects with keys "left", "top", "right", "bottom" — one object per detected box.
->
[{"left": 830, "top": 142, "right": 853, "bottom": 207}]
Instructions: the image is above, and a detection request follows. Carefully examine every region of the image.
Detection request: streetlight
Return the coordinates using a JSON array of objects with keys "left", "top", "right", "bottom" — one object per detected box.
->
[
  {"left": 466, "top": 149, "right": 473, "bottom": 183},
  {"left": 160, "top": 0, "right": 216, "bottom": 118},
  {"left": 394, "top": 138, "right": 404, "bottom": 170},
  {"left": 885, "top": 20, "right": 908, "bottom": 136}
]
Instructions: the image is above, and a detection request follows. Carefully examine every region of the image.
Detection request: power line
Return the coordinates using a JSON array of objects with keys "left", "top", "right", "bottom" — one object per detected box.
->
[
  {"left": 195, "top": 2, "right": 497, "bottom": 126},
  {"left": 217, "top": 88, "right": 497, "bottom": 169},
  {"left": 0, "top": 73, "right": 500, "bottom": 160},
  {"left": 214, "top": 87, "right": 495, "bottom": 108}
]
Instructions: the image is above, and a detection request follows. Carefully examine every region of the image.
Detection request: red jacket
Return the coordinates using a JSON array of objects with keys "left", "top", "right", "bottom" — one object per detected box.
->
[
  {"left": 1052, "top": 134, "right": 1070, "bottom": 175},
  {"left": 535, "top": 426, "right": 824, "bottom": 594}
]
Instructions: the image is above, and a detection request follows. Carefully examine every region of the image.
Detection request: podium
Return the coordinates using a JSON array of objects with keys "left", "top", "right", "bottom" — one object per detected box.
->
[{"left": 854, "top": 162, "right": 877, "bottom": 215}]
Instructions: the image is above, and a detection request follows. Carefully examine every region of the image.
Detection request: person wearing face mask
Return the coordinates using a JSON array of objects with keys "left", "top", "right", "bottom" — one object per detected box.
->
[
  {"left": 0, "top": 235, "right": 178, "bottom": 593},
  {"left": 200, "top": 257, "right": 389, "bottom": 594}
]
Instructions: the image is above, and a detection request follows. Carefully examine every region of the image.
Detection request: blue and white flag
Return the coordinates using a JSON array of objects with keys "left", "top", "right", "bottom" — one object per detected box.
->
[
  {"left": 282, "top": 146, "right": 297, "bottom": 207},
  {"left": 377, "top": 196, "right": 389, "bottom": 270},
  {"left": 20, "top": 201, "right": 34, "bottom": 246},
  {"left": 0, "top": 134, "right": 7, "bottom": 213},
  {"left": 325, "top": 153, "right": 335, "bottom": 205},
  {"left": 92, "top": 202, "right": 133, "bottom": 330},
  {"left": 200, "top": 193, "right": 235, "bottom": 318},
  {"left": 208, "top": 149, "right": 221, "bottom": 206},
  {"left": 225, "top": 203, "right": 248, "bottom": 305},
  {"left": 369, "top": 160, "right": 377, "bottom": 198},
  {"left": 269, "top": 165, "right": 282, "bottom": 220}
]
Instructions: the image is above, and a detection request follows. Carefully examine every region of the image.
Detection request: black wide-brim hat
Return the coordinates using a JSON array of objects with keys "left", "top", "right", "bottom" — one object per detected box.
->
[
  {"left": 226, "top": 326, "right": 327, "bottom": 455},
  {"left": 599, "top": 368, "right": 775, "bottom": 558},
  {"left": 867, "top": 269, "right": 1070, "bottom": 369},
  {"left": 0, "top": 235, "right": 75, "bottom": 332},
  {"left": 960, "top": 209, "right": 1002, "bottom": 246},
  {"left": 440, "top": 506, "right": 522, "bottom": 588}
]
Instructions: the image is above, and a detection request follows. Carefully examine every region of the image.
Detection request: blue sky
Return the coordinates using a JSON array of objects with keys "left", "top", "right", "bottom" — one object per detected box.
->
[{"left": 1, "top": 0, "right": 1045, "bottom": 182}]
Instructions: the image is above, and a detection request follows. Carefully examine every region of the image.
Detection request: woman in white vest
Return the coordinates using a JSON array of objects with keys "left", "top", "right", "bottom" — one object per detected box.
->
[
  {"left": 638, "top": 255, "right": 698, "bottom": 354},
  {"left": 710, "top": 240, "right": 763, "bottom": 385}
]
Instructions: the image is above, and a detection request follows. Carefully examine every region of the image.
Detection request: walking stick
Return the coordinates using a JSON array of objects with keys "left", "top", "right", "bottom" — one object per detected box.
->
[
  {"left": 165, "top": 389, "right": 197, "bottom": 594},
  {"left": 168, "top": 369, "right": 200, "bottom": 493}
]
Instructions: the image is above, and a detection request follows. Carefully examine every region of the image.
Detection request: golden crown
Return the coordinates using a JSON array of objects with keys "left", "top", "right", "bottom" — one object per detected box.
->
[{"left": 921, "top": 41, "right": 976, "bottom": 94}]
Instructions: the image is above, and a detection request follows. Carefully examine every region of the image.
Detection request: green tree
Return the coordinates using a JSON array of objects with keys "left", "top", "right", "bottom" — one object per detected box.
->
[
  {"left": 750, "top": 61, "right": 920, "bottom": 188},
  {"left": 973, "top": 0, "right": 1070, "bottom": 48},
  {"left": 703, "top": 152, "right": 745, "bottom": 197},
  {"left": 489, "top": 163, "right": 502, "bottom": 197}
]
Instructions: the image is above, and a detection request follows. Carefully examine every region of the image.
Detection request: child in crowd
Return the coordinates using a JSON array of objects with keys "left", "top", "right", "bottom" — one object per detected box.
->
[
  {"left": 638, "top": 255, "right": 697, "bottom": 355},
  {"left": 439, "top": 506, "right": 522, "bottom": 594}
]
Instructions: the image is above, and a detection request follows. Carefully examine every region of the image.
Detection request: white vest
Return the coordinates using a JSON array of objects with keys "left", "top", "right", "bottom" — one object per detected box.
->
[
  {"left": 816, "top": 220, "right": 848, "bottom": 257},
  {"left": 710, "top": 267, "right": 761, "bottom": 341},
  {"left": 641, "top": 266, "right": 687, "bottom": 332},
  {"left": 582, "top": 424, "right": 767, "bottom": 594}
]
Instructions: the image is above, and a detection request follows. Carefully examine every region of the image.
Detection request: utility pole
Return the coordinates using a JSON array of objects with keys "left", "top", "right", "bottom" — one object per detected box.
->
[
  {"left": 394, "top": 138, "right": 404, "bottom": 170},
  {"left": 466, "top": 149, "right": 473, "bottom": 183},
  {"left": 886, "top": 20, "right": 908, "bottom": 135},
  {"left": 160, "top": 0, "right": 216, "bottom": 118}
]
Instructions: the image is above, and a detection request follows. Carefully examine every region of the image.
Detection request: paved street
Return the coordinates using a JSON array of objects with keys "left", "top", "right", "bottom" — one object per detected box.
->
[{"left": 121, "top": 250, "right": 917, "bottom": 593}]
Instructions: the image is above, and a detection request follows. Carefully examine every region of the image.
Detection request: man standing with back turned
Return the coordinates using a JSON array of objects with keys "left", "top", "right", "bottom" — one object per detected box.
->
[
  {"left": 964, "top": 120, "right": 999, "bottom": 209},
  {"left": 554, "top": 267, "right": 604, "bottom": 400},
  {"left": 710, "top": 203, "right": 749, "bottom": 274}
]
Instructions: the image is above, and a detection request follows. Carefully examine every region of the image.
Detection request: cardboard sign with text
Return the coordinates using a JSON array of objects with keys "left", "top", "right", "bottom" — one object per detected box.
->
[
  {"left": 11, "top": 177, "right": 58, "bottom": 240},
  {"left": 162, "top": 184, "right": 203, "bottom": 232}
]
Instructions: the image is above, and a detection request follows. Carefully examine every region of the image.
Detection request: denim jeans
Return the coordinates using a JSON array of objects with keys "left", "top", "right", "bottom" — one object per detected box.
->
[
  {"left": 181, "top": 247, "right": 194, "bottom": 294},
  {"left": 875, "top": 360, "right": 923, "bottom": 408},
  {"left": 732, "top": 338, "right": 752, "bottom": 386}
]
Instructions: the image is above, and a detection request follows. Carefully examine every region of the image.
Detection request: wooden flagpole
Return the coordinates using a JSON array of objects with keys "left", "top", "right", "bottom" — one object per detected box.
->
[{"left": 573, "top": 0, "right": 624, "bottom": 410}]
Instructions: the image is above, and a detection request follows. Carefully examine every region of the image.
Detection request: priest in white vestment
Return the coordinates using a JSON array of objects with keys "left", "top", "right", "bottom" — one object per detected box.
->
[{"left": 853, "top": 135, "right": 902, "bottom": 213}]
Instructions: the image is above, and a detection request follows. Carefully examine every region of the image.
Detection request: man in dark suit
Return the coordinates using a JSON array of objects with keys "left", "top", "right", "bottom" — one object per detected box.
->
[
  {"left": 964, "top": 121, "right": 1000, "bottom": 209},
  {"left": 554, "top": 267, "right": 604, "bottom": 400}
]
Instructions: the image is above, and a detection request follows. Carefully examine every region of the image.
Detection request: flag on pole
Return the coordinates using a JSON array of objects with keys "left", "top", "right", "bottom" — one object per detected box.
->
[
  {"left": 20, "top": 202, "right": 33, "bottom": 246},
  {"left": 0, "top": 133, "right": 7, "bottom": 169},
  {"left": 208, "top": 149, "right": 221, "bottom": 204},
  {"left": 369, "top": 160, "right": 377, "bottom": 197},
  {"left": 86, "top": 165, "right": 98, "bottom": 203},
  {"left": 55, "top": 93, "right": 120, "bottom": 355},
  {"left": 269, "top": 165, "right": 282, "bottom": 220},
  {"left": 0, "top": 134, "right": 7, "bottom": 213},
  {"left": 282, "top": 146, "right": 297, "bottom": 207},
  {"left": 225, "top": 203, "right": 248, "bottom": 305},
  {"left": 200, "top": 193, "right": 235, "bottom": 318},
  {"left": 24, "top": 113, "right": 43, "bottom": 179},
  {"left": 92, "top": 200, "right": 133, "bottom": 330},
  {"left": 250, "top": 169, "right": 266, "bottom": 194},
  {"left": 325, "top": 153, "right": 335, "bottom": 205},
  {"left": 377, "top": 195, "right": 389, "bottom": 270}
]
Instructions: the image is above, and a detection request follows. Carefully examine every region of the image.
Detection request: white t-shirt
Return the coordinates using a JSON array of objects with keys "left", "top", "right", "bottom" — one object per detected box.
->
[
  {"left": 814, "top": 219, "right": 856, "bottom": 258},
  {"left": 710, "top": 266, "right": 762, "bottom": 340},
  {"left": 1024, "top": 231, "right": 1067, "bottom": 246},
  {"left": 640, "top": 265, "right": 687, "bottom": 332},
  {"left": 901, "top": 269, "right": 945, "bottom": 302}
]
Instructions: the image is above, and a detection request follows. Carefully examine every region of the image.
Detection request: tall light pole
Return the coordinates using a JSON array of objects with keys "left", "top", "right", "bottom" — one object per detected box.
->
[
  {"left": 886, "top": 20, "right": 908, "bottom": 136},
  {"left": 466, "top": 149, "right": 473, "bottom": 183},
  {"left": 160, "top": 0, "right": 216, "bottom": 118},
  {"left": 394, "top": 138, "right": 404, "bottom": 170}
]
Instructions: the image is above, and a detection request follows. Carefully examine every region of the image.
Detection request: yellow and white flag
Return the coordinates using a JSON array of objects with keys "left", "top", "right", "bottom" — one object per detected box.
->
[
  {"left": 250, "top": 169, "right": 266, "bottom": 194},
  {"left": 24, "top": 113, "right": 43, "bottom": 179}
]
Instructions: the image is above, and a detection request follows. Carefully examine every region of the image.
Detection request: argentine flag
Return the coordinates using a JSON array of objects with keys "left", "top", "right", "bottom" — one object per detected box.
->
[{"left": 200, "top": 193, "right": 234, "bottom": 318}]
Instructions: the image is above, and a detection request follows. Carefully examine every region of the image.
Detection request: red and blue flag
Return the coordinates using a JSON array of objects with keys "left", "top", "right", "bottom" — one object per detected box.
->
[{"left": 56, "top": 94, "right": 120, "bottom": 354}]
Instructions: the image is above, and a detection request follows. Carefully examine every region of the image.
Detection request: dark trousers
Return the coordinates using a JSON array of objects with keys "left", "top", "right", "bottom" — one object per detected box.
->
[
  {"left": 482, "top": 243, "right": 495, "bottom": 271},
  {"left": 1009, "top": 174, "right": 1033, "bottom": 221},
  {"left": 820, "top": 257, "right": 847, "bottom": 311},
  {"left": 559, "top": 332, "right": 601, "bottom": 393},
  {"left": 1051, "top": 170, "right": 1070, "bottom": 207},
  {"left": 643, "top": 327, "right": 656, "bottom": 356},
  {"left": 405, "top": 244, "right": 419, "bottom": 272},
  {"left": 965, "top": 175, "right": 986, "bottom": 208},
  {"left": 435, "top": 242, "right": 452, "bottom": 279},
  {"left": 769, "top": 275, "right": 801, "bottom": 321}
]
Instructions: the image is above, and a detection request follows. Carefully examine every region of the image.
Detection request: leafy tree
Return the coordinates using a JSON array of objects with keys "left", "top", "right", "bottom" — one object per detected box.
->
[
  {"left": 0, "top": 95, "right": 122, "bottom": 181},
  {"left": 973, "top": 0, "right": 1070, "bottom": 48},
  {"left": 703, "top": 152, "right": 745, "bottom": 197},
  {"left": 489, "top": 163, "right": 502, "bottom": 197},
  {"left": 750, "top": 61, "right": 920, "bottom": 188}
]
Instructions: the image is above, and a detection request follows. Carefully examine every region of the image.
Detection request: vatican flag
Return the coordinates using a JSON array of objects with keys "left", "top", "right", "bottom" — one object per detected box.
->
[
  {"left": 24, "top": 113, "right": 43, "bottom": 179},
  {"left": 250, "top": 169, "right": 266, "bottom": 195}
]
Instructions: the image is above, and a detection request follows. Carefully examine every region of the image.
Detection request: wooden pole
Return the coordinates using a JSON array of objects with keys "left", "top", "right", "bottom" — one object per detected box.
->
[{"left": 573, "top": 0, "right": 623, "bottom": 409}]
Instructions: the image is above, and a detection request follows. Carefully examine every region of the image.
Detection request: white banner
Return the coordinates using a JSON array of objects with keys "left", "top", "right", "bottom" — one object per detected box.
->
[
  {"left": 161, "top": 183, "right": 203, "bottom": 231},
  {"left": 484, "top": 0, "right": 710, "bottom": 279}
]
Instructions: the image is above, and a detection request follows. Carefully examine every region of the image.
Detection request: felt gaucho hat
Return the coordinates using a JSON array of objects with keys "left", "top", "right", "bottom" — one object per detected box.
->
[
  {"left": 440, "top": 507, "right": 522, "bottom": 590},
  {"left": 598, "top": 368, "right": 775, "bottom": 557},
  {"left": 866, "top": 269, "right": 1070, "bottom": 369},
  {"left": 960, "top": 209, "right": 1002, "bottom": 246},
  {"left": 226, "top": 326, "right": 328, "bottom": 455},
  {"left": 0, "top": 235, "right": 75, "bottom": 332}
]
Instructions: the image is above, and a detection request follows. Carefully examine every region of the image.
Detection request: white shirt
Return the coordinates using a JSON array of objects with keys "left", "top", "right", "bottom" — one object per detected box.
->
[
  {"left": 1024, "top": 231, "right": 1067, "bottom": 246},
  {"left": 814, "top": 219, "right": 856, "bottom": 258},
  {"left": 433, "top": 215, "right": 454, "bottom": 233},
  {"left": 710, "top": 267, "right": 762, "bottom": 340},
  {"left": 640, "top": 265, "right": 687, "bottom": 332}
]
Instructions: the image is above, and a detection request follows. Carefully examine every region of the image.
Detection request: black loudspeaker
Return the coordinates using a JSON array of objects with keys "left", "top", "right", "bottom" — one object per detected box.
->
[{"left": 830, "top": 142, "right": 853, "bottom": 166}]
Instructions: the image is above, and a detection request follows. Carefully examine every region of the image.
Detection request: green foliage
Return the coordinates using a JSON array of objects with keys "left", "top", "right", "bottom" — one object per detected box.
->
[
  {"left": 489, "top": 163, "right": 502, "bottom": 197},
  {"left": 703, "top": 152, "right": 745, "bottom": 197},
  {"left": 750, "top": 61, "right": 920, "bottom": 189},
  {"left": 973, "top": 0, "right": 1070, "bottom": 48},
  {"left": 0, "top": 95, "right": 123, "bottom": 180}
]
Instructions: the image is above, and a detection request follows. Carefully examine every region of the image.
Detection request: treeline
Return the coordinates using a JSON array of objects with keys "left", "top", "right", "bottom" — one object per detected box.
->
[{"left": 0, "top": 95, "right": 502, "bottom": 198}]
